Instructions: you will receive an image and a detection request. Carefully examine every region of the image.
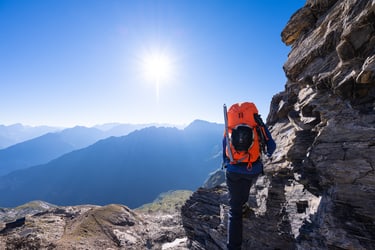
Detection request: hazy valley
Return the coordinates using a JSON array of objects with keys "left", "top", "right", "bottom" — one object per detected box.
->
[{"left": 0, "top": 120, "right": 223, "bottom": 208}]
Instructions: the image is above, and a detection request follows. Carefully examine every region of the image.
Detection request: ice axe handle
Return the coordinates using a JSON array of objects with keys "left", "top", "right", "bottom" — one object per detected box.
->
[{"left": 223, "top": 104, "right": 234, "bottom": 163}]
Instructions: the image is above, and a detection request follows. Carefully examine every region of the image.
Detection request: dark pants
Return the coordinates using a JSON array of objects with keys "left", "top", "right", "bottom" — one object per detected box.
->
[{"left": 226, "top": 171, "right": 259, "bottom": 250}]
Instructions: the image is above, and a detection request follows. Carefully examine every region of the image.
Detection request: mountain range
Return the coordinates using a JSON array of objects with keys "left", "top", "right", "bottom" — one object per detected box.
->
[
  {"left": 0, "top": 124, "right": 59, "bottom": 149},
  {"left": 0, "top": 123, "right": 177, "bottom": 176},
  {"left": 0, "top": 120, "right": 223, "bottom": 208},
  {"left": 0, "top": 126, "right": 105, "bottom": 176}
]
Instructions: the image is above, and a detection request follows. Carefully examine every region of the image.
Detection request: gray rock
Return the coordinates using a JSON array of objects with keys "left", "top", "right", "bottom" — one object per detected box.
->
[{"left": 0, "top": 202, "right": 189, "bottom": 250}]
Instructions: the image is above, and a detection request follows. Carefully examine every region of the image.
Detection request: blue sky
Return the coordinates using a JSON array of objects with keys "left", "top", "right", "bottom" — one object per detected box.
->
[{"left": 0, "top": 0, "right": 305, "bottom": 127}]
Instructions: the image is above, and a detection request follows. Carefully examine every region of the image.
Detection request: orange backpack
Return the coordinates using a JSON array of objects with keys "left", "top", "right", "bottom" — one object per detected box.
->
[{"left": 224, "top": 102, "right": 267, "bottom": 168}]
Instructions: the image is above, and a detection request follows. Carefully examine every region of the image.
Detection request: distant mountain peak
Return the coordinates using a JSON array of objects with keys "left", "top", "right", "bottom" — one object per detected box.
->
[{"left": 184, "top": 119, "right": 222, "bottom": 132}]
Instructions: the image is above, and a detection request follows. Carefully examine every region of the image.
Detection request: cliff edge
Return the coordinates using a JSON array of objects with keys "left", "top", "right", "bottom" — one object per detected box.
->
[{"left": 182, "top": 0, "right": 375, "bottom": 249}]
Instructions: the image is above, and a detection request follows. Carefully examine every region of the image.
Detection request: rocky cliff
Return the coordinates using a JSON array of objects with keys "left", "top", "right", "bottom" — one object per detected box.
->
[{"left": 182, "top": 0, "right": 375, "bottom": 249}]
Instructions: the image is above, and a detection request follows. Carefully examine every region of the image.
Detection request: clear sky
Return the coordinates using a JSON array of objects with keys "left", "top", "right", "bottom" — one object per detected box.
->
[{"left": 0, "top": 0, "right": 305, "bottom": 127}]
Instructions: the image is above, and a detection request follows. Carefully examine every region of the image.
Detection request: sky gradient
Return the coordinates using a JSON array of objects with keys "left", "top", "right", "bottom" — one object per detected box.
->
[{"left": 0, "top": 0, "right": 305, "bottom": 127}]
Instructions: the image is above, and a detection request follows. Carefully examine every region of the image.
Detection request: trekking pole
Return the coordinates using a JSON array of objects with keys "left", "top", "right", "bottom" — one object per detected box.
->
[{"left": 223, "top": 104, "right": 234, "bottom": 162}]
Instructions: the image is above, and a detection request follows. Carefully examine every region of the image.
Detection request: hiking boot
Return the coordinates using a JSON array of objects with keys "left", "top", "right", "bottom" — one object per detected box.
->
[{"left": 242, "top": 203, "right": 253, "bottom": 218}]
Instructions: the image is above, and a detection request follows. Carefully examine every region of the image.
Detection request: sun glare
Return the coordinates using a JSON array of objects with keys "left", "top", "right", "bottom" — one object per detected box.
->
[
  {"left": 141, "top": 49, "right": 175, "bottom": 101},
  {"left": 143, "top": 52, "right": 172, "bottom": 82}
]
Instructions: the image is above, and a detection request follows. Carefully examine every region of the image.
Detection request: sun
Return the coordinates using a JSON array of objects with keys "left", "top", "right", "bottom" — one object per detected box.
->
[
  {"left": 143, "top": 51, "right": 172, "bottom": 82},
  {"left": 141, "top": 49, "right": 174, "bottom": 101}
]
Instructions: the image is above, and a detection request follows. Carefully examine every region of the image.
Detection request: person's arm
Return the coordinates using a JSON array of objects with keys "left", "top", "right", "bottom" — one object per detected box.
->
[{"left": 264, "top": 126, "right": 276, "bottom": 157}]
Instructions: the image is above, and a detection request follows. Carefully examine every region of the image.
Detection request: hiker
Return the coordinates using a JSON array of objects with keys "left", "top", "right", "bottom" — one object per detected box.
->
[{"left": 222, "top": 102, "right": 276, "bottom": 250}]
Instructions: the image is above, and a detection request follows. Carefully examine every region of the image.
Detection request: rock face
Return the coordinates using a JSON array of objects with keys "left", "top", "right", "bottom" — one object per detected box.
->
[{"left": 182, "top": 0, "right": 375, "bottom": 249}]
